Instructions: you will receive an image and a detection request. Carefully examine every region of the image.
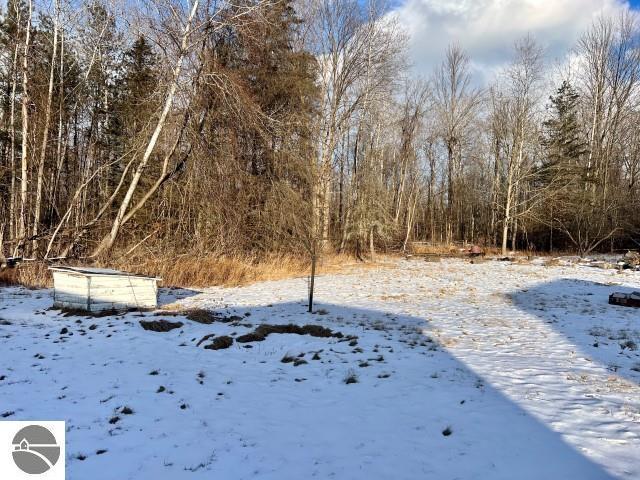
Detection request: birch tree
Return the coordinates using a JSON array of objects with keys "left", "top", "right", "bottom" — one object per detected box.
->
[
  {"left": 498, "top": 36, "right": 544, "bottom": 255},
  {"left": 306, "top": 0, "right": 405, "bottom": 251}
]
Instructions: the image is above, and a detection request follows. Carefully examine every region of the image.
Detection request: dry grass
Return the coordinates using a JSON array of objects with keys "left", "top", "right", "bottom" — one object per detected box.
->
[
  {"left": 0, "top": 262, "right": 51, "bottom": 288},
  {"left": 409, "top": 242, "right": 503, "bottom": 256},
  {"left": 410, "top": 243, "right": 466, "bottom": 255},
  {"left": 543, "top": 257, "right": 562, "bottom": 266},
  {"left": 110, "top": 252, "right": 365, "bottom": 288},
  {"left": 0, "top": 268, "right": 18, "bottom": 287},
  {"left": 0, "top": 252, "right": 374, "bottom": 289},
  {"left": 410, "top": 242, "right": 580, "bottom": 258}
]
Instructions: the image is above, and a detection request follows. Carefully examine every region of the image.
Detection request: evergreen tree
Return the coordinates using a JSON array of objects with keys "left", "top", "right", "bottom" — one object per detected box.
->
[
  {"left": 542, "top": 80, "right": 587, "bottom": 175},
  {"left": 238, "top": 0, "right": 317, "bottom": 178},
  {"left": 120, "top": 35, "right": 158, "bottom": 131},
  {"left": 82, "top": 0, "right": 122, "bottom": 156},
  {"left": 108, "top": 35, "right": 159, "bottom": 159},
  {"left": 105, "top": 35, "right": 159, "bottom": 218}
]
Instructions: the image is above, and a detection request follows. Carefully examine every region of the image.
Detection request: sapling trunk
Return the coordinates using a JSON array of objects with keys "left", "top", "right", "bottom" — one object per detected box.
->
[{"left": 308, "top": 253, "right": 316, "bottom": 313}]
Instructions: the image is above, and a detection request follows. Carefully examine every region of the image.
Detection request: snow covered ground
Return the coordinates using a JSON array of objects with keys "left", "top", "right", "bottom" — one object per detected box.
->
[{"left": 1, "top": 258, "right": 640, "bottom": 479}]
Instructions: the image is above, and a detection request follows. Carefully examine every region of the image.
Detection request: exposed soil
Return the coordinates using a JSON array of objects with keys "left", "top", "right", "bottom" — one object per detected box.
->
[
  {"left": 139, "top": 320, "right": 184, "bottom": 332},
  {"left": 236, "top": 324, "right": 345, "bottom": 343},
  {"left": 60, "top": 307, "right": 135, "bottom": 318},
  {"left": 196, "top": 333, "right": 216, "bottom": 347},
  {"left": 185, "top": 309, "right": 243, "bottom": 324},
  {"left": 203, "top": 336, "right": 233, "bottom": 350}
]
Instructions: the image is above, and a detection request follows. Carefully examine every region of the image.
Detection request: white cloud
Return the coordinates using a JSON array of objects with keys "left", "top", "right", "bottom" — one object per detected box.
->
[{"left": 392, "top": 0, "right": 632, "bottom": 82}]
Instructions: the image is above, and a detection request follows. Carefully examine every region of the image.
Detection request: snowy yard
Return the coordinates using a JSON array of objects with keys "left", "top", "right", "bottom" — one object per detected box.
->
[{"left": 1, "top": 258, "right": 640, "bottom": 479}]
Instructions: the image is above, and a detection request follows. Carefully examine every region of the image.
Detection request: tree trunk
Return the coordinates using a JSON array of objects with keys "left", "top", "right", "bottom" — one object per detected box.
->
[
  {"left": 18, "top": 0, "right": 33, "bottom": 251},
  {"left": 8, "top": 38, "right": 20, "bottom": 242},
  {"left": 308, "top": 251, "right": 316, "bottom": 313},
  {"left": 319, "top": 129, "right": 335, "bottom": 253},
  {"left": 369, "top": 226, "right": 375, "bottom": 260},
  {"left": 501, "top": 170, "right": 514, "bottom": 256},
  {"left": 50, "top": 29, "right": 66, "bottom": 215},
  {"left": 446, "top": 140, "right": 455, "bottom": 244},
  {"left": 31, "top": 0, "right": 59, "bottom": 256},
  {"left": 402, "top": 190, "right": 418, "bottom": 253}
]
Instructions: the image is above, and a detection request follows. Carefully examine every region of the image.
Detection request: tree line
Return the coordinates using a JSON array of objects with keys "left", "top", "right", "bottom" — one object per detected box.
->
[{"left": 1, "top": 0, "right": 640, "bottom": 267}]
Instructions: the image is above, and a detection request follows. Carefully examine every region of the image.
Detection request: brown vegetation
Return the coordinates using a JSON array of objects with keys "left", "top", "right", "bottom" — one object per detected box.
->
[
  {"left": 0, "top": 262, "right": 50, "bottom": 288},
  {"left": 109, "top": 252, "right": 361, "bottom": 288},
  {"left": 0, "top": 252, "right": 370, "bottom": 289}
]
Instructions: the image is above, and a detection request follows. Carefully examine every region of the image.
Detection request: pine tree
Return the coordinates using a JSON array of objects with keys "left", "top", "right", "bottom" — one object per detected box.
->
[
  {"left": 120, "top": 35, "right": 158, "bottom": 131},
  {"left": 106, "top": 35, "right": 159, "bottom": 222},
  {"left": 238, "top": 0, "right": 317, "bottom": 179},
  {"left": 108, "top": 35, "right": 159, "bottom": 158},
  {"left": 542, "top": 80, "right": 587, "bottom": 176}
]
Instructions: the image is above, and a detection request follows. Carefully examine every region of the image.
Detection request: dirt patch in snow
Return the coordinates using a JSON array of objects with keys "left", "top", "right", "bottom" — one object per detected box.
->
[
  {"left": 60, "top": 307, "right": 127, "bottom": 318},
  {"left": 196, "top": 333, "right": 216, "bottom": 347},
  {"left": 236, "top": 324, "right": 345, "bottom": 343},
  {"left": 203, "top": 336, "right": 233, "bottom": 350},
  {"left": 139, "top": 319, "right": 184, "bottom": 332},
  {"left": 185, "top": 309, "right": 242, "bottom": 324}
]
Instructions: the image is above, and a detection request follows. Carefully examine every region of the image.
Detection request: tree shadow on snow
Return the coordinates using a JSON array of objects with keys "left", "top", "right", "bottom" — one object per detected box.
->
[
  {"left": 510, "top": 278, "right": 640, "bottom": 385},
  {"left": 2, "top": 288, "right": 622, "bottom": 479},
  {"left": 198, "top": 299, "right": 619, "bottom": 480}
]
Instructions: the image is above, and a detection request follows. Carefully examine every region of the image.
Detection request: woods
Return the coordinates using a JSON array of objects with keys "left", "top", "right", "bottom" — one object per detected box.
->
[{"left": 2, "top": 0, "right": 640, "bottom": 273}]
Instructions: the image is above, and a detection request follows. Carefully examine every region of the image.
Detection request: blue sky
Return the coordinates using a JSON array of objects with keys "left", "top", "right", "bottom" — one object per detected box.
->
[{"left": 390, "top": 0, "right": 640, "bottom": 79}]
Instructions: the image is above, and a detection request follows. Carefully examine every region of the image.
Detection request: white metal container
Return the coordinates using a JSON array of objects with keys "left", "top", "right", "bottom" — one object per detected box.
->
[{"left": 49, "top": 266, "right": 161, "bottom": 312}]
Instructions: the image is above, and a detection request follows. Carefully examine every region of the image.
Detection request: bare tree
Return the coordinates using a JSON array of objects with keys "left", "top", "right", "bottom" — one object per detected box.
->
[
  {"left": 433, "top": 44, "right": 481, "bottom": 244},
  {"left": 306, "top": 0, "right": 405, "bottom": 251},
  {"left": 497, "top": 36, "right": 545, "bottom": 256}
]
